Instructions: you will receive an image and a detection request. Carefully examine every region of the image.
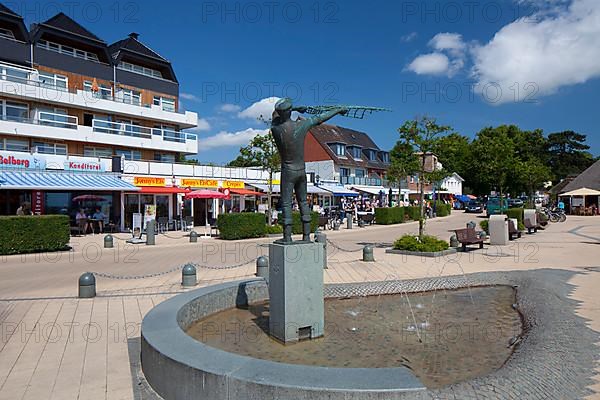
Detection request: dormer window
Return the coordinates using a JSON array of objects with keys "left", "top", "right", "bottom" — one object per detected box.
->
[
  {"left": 364, "top": 149, "right": 377, "bottom": 161},
  {"left": 380, "top": 151, "right": 390, "bottom": 163},
  {"left": 0, "top": 28, "right": 15, "bottom": 41},
  {"left": 37, "top": 39, "right": 100, "bottom": 62},
  {"left": 329, "top": 143, "right": 346, "bottom": 157},
  {"left": 348, "top": 146, "right": 362, "bottom": 159}
]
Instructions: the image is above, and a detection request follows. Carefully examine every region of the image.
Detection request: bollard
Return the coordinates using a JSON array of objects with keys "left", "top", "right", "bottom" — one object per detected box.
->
[
  {"left": 190, "top": 231, "right": 198, "bottom": 243},
  {"left": 450, "top": 234, "right": 459, "bottom": 248},
  {"left": 182, "top": 264, "right": 197, "bottom": 287},
  {"left": 358, "top": 219, "right": 365, "bottom": 228},
  {"left": 333, "top": 221, "right": 340, "bottom": 231},
  {"left": 362, "top": 245, "right": 375, "bottom": 262},
  {"left": 314, "top": 231, "right": 328, "bottom": 269},
  {"left": 466, "top": 221, "right": 476, "bottom": 230},
  {"left": 104, "top": 234, "right": 113, "bottom": 248},
  {"left": 146, "top": 220, "right": 156, "bottom": 245},
  {"left": 256, "top": 256, "right": 269, "bottom": 283},
  {"left": 346, "top": 216, "right": 353, "bottom": 230},
  {"left": 78, "top": 272, "right": 96, "bottom": 298}
]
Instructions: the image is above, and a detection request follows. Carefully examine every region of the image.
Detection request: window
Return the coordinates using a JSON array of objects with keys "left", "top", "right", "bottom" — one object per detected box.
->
[
  {"left": 380, "top": 152, "right": 390, "bottom": 163},
  {"left": 348, "top": 146, "right": 362, "bottom": 159},
  {"left": 0, "top": 28, "right": 15, "bottom": 40},
  {"left": 329, "top": 143, "right": 346, "bottom": 157},
  {"left": 38, "top": 71, "right": 67, "bottom": 90},
  {"left": 83, "top": 80, "right": 113, "bottom": 99},
  {"left": 33, "top": 141, "right": 67, "bottom": 155},
  {"left": 1, "top": 100, "right": 28, "bottom": 122},
  {"left": 153, "top": 96, "right": 175, "bottom": 112},
  {"left": 37, "top": 39, "right": 100, "bottom": 62},
  {"left": 340, "top": 167, "right": 350, "bottom": 177},
  {"left": 120, "top": 88, "right": 141, "bottom": 105},
  {"left": 84, "top": 146, "right": 113, "bottom": 158},
  {"left": 118, "top": 61, "right": 163, "bottom": 79},
  {"left": 115, "top": 149, "right": 142, "bottom": 160},
  {"left": 366, "top": 149, "right": 377, "bottom": 161},
  {"left": 2, "top": 138, "right": 29, "bottom": 152},
  {"left": 355, "top": 169, "right": 365, "bottom": 178},
  {"left": 154, "top": 153, "right": 176, "bottom": 163}
]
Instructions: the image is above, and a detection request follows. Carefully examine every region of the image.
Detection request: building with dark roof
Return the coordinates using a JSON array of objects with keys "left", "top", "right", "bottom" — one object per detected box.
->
[{"left": 561, "top": 160, "right": 600, "bottom": 193}]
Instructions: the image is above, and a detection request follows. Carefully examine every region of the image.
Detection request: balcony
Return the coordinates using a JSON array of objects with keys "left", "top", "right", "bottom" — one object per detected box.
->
[
  {"left": 0, "top": 114, "right": 198, "bottom": 154},
  {"left": 0, "top": 62, "right": 199, "bottom": 128},
  {"left": 340, "top": 176, "right": 384, "bottom": 186}
]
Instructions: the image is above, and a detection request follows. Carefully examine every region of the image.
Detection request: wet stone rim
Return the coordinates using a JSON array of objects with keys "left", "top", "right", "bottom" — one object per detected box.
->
[{"left": 141, "top": 269, "right": 599, "bottom": 399}]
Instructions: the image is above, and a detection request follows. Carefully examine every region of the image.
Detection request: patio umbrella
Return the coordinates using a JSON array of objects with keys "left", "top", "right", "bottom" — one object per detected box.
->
[
  {"left": 72, "top": 194, "right": 105, "bottom": 202},
  {"left": 185, "top": 190, "right": 231, "bottom": 234},
  {"left": 561, "top": 187, "right": 600, "bottom": 197}
]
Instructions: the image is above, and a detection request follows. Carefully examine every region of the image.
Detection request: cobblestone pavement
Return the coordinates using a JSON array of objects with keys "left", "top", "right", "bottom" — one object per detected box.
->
[{"left": 0, "top": 213, "right": 599, "bottom": 399}]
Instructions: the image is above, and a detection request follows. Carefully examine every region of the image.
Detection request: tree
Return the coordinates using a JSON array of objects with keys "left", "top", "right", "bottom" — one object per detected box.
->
[
  {"left": 546, "top": 131, "right": 595, "bottom": 182},
  {"left": 228, "top": 131, "right": 280, "bottom": 225},
  {"left": 431, "top": 132, "right": 472, "bottom": 179},
  {"left": 517, "top": 159, "right": 552, "bottom": 202},
  {"left": 390, "top": 116, "right": 451, "bottom": 238}
]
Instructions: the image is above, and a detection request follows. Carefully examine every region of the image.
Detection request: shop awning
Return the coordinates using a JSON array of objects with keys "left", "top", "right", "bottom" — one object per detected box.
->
[
  {"left": 139, "top": 187, "right": 191, "bottom": 194},
  {"left": 228, "top": 188, "right": 262, "bottom": 196},
  {"left": 249, "top": 184, "right": 331, "bottom": 195},
  {"left": 0, "top": 170, "right": 139, "bottom": 191},
  {"left": 319, "top": 184, "right": 359, "bottom": 197}
]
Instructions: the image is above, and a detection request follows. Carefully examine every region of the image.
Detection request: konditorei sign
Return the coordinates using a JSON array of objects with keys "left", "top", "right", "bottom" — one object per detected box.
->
[
  {"left": 133, "top": 177, "right": 166, "bottom": 187},
  {"left": 0, "top": 151, "right": 46, "bottom": 170},
  {"left": 64, "top": 161, "right": 104, "bottom": 172}
]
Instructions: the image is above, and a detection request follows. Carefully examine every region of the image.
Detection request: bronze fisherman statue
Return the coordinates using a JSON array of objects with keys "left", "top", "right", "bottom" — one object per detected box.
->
[{"left": 271, "top": 98, "right": 348, "bottom": 243}]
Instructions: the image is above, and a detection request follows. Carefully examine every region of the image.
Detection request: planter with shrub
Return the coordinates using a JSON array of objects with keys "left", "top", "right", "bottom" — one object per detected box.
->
[
  {"left": 386, "top": 234, "right": 456, "bottom": 257},
  {"left": 0, "top": 215, "right": 70, "bottom": 255},
  {"left": 375, "top": 207, "right": 405, "bottom": 225},
  {"left": 217, "top": 213, "right": 267, "bottom": 240}
]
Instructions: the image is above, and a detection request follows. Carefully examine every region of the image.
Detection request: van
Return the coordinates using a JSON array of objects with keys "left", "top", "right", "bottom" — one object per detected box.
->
[{"left": 486, "top": 197, "right": 508, "bottom": 217}]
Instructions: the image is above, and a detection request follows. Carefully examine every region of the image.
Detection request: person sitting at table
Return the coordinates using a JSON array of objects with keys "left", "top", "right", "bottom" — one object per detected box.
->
[
  {"left": 75, "top": 209, "right": 90, "bottom": 234},
  {"left": 92, "top": 208, "right": 106, "bottom": 233}
]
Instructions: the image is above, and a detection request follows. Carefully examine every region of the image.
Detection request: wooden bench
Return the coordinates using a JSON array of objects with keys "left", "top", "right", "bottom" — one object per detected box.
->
[
  {"left": 359, "top": 213, "right": 375, "bottom": 225},
  {"left": 524, "top": 218, "right": 537, "bottom": 234},
  {"left": 318, "top": 216, "right": 329, "bottom": 230},
  {"left": 508, "top": 219, "right": 522, "bottom": 240},
  {"left": 454, "top": 228, "right": 484, "bottom": 251}
]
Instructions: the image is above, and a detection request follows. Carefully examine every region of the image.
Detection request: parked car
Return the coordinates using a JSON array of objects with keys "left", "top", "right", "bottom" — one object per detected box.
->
[
  {"left": 508, "top": 198, "right": 524, "bottom": 208},
  {"left": 464, "top": 201, "right": 484, "bottom": 214},
  {"left": 486, "top": 197, "right": 508, "bottom": 217}
]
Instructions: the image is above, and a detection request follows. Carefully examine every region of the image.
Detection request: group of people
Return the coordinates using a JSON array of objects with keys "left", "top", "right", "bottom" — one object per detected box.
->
[
  {"left": 16, "top": 203, "right": 33, "bottom": 216},
  {"left": 75, "top": 208, "right": 107, "bottom": 234}
]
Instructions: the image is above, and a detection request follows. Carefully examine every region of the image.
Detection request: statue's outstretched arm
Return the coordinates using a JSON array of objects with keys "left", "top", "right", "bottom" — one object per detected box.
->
[{"left": 305, "top": 107, "right": 347, "bottom": 127}]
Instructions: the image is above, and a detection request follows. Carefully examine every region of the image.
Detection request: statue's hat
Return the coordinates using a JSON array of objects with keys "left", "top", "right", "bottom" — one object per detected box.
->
[{"left": 275, "top": 98, "right": 292, "bottom": 112}]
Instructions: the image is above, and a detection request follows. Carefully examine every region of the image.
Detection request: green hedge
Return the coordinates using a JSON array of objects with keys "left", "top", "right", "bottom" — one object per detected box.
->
[
  {"left": 393, "top": 234, "right": 449, "bottom": 252},
  {"left": 218, "top": 213, "right": 266, "bottom": 240},
  {"left": 506, "top": 208, "right": 524, "bottom": 226},
  {"left": 266, "top": 224, "right": 283, "bottom": 235},
  {"left": 375, "top": 207, "right": 405, "bottom": 225},
  {"left": 0, "top": 215, "right": 70, "bottom": 255},
  {"left": 480, "top": 220, "right": 489, "bottom": 234},
  {"left": 404, "top": 206, "right": 422, "bottom": 221},
  {"left": 289, "top": 211, "right": 319, "bottom": 234},
  {"left": 435, "top": 201, "right": 452, "bottom": 217}
]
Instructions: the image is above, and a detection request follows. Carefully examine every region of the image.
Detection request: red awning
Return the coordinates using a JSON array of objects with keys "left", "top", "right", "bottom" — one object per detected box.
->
[
  {"left": 139, "top": 187, "right": 191, "bottom": 194},
  {"left": 228, "top": 188, "right": 262, "bottom": 196}
]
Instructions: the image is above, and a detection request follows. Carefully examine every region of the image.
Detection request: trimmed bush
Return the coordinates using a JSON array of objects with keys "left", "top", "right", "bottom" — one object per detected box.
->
[
  {"left": 289, "top": 211, "right": 319, "bottom": 234},
  {"left": 506, "top": 208, "right": 524, "bottom": 226},
  {"left": 218, "top": 213, "right": 266, "bottom": 240},
  {"left": 435, "top": 201, "right": 452, "bottom": 217},
  {"left": 480, "top": 220, "right": 489, "bottom": 234},
  {"left": 404, "top": 206, "right": 421, "bottom": 221},
  {"left": 266, "top": 224, "right": 283, "bottom": 235},
  {"left": 375, "top": 207, "right": 405, "bottom": 225},
  {"left": 0, "top": 215, "right": 70, "bottom": 255},
  {"left": 393, "top": 234, "right": 449, "bottom": 252}
]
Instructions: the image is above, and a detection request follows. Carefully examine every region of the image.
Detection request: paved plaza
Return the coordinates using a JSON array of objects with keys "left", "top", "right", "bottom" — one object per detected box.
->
[{"left": 0, "top": 212, "right": 599, "bottom": 399}]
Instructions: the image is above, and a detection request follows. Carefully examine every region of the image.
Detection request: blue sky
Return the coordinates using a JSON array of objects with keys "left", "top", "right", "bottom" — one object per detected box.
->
[{"left": 14, "top": 0, "right": 600, "bottom": 163}]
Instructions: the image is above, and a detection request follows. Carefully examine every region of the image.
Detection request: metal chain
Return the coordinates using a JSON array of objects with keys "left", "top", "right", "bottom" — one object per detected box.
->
[
  {"left": 326, "top": 238, "right": 364, "bottom": 253},
  {"left": 193, "top": 259, "right": 255, "bottom": 270}
]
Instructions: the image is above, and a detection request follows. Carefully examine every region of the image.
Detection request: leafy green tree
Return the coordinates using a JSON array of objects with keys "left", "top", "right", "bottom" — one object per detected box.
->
[
  {"left": 546, "top": 131, "right": 595, "bottom": 182},
  {"left": 228, "top": 132, "right": 280, "bottom": 225},
  {"left": 432, "top": 132, "right": 472, "bottom": 179},
  {"left": 517, "top": 159, "right": 552, "bottom": 201},
  {"left": 390, "top": 116, "right": 451, "bottom": 238}
]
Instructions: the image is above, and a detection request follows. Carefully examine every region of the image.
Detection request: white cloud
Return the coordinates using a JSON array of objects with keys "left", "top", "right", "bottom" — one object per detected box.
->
[
  {"left": 186, "top": 118, "right": 211, "bottom": 133},
  {"left": 407, "top": 53, "right": 450, "bottom": 76},
  {"left": 180, "top": 93, "right": 199, "bottom": 101},
  {"left": 219, "top": 103, "right": 241, "bottom": 113},
  {"left": 401, "top": 32, "right": 418, "bottom": 42},
  {"left": 472, "top": 0, "right": 600, "bottom": 103},
  {"left": 198, "top": 128, "right": 268, "bottom": 150},
  {"left": 238, "top": 97, "right": 281, "bottom": 121},
  {"left": 429, "top": 33, "right": 466, "bottom": 57}
]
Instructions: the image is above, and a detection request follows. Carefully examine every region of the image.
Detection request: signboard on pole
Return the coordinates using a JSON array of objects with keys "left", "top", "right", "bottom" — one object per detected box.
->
[{"left": 132, "top": 213, "right": 142, "bottom": 239}]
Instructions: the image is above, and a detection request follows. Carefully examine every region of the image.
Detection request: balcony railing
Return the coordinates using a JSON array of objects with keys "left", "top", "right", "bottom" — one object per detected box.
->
[
  {"left": 0, "top": 111, "right": 78, "bottom": 129},
  {"left": 92, "top": 119, "right": 197, "bottom": 142},
  {"left": 340, "top": 176, "right": 384, "bottom": 186}
]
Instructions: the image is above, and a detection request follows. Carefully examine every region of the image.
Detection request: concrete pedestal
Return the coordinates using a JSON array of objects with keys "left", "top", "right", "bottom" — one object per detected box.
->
[
  {"left": 524, "top": 209, "right": 537, "bottom": 226},
  {"left": 268, "top": 242, "right": 324, "bottom": 343},
  {"left": 489, "top": 214, "right": 509, "bottom": 245}
]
